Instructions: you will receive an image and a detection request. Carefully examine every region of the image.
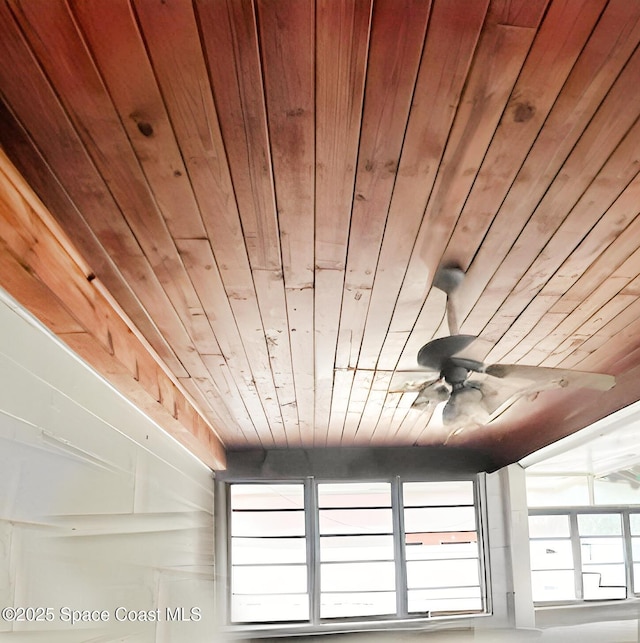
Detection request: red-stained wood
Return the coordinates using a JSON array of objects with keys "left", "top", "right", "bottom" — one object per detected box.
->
[
  {"left": 388, "top": 7, "right": 540, "bottom": 347},
  {"left": 442, "top": 0, "right": 607, "bottom": 271},
  {"left": 458, "top": 0, "right": 640, "bottom": 330},
  {"left": 313, "top": 0, "right": 371, "bottom": 443},
  {"left": 9, "top": 0, "right": 218, "bottom": 358},
  {"left": 335, "top": 0, "right": 432, "bottom": 371},
  {"left": 2, "top": 0, "right": 640, "bottom": 464},
  {"left": 0, "top": 150, "right": 226, "bottom": 469},
  {"left": 196, "top": 0, "right": 280, "bottom": 271},
  {"left": 358, "top": 0, "right": 489, "bottom": 370},
  {"left": 257, "top": 0, "right": 315, "bottom": 289}
]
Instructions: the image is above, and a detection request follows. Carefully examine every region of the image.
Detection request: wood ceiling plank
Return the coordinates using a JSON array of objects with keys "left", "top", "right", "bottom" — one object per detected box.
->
[
  {"left": 570, "top": 307, "right": 640, "bottom": 375},
  {"left": 393, "top": 407, "right": 426, "bottom": 446},
  {"left": 252, "top": 270, "right": 301, "bottom": 447},
  {"left": 70, "top": 0, "right": 205, "bottom": 241},
  {"left": 457, "top": 0, "right": 640, "bottom": 327},
  {"left": 313, "top": 0, "right": 371, "bottom": 443},
  {"left": 0, "top": 245, "right": 83, "bottom": 334},
  {"left": 0, "top": 0, "right": 213, "bottom": 381},
  {"left": 335, "top": 0, "right": 432, "bottom": 370},
  {"left": 314, "top": 269, "right": 343, "bottom": 445},
  {"left": 476, "top": 110, "right": 640, "bottom": 345},
  {"left": 176, "top": 239, "right": 273, "bottom": 445},
  {"left": 8, "top": 0, "right": 219, "bottom": 356},
  {"left": 223, "top": 291, "right": 287, "bottom": 445},
  {"left": 386, "top": 6, "right": 538, "bottom": 350},
  {"left": 341, "top": 369, "right": 374, "bottom": 445},
  {"left": 352, "top": 370, "right": 391, "bottom": 445},
  {"left": 559, "top": 297, "right": 640, "bottom": 370},
  {"left": 257, "top": 0, "right": 314, "bottom": 289},
  {"left": 358, "top": 0, "right": 488, "bottom": 370},
  {"left": 369, "top": 391, "right": 402, "bottom": 446},
  {"left": 486, "top": 301, "right": 565, "bottom": 365},
  {"left": 548, "top": 183, "right": 640, "bottom": 315},
  {"left": 196, "top": 0, "right": 280, "bottom": 271},
  {"left": 133, "top": 0, "right": 289, "bottom": 442},
  {"left": 131, "top": 0, "right": 254, "bottom": 299},
  {"left": 315, "top": 0, "right": 371, "bottom": 272},
  {"left": 484, "top": 169, "right": 640, "bottom": 364},
  {"left": 254, "top": 0, "right": 316, "bottom": 446},
  {"left": 326, "top": 368, "right": 355, "bottom": 446},
  {"left": 257, "top": 0, "right": 316, "bottom": 445},
  {"left": 198, "top": 355, "right": 258, "bottom": 448},
  {"left": 176, "top": 374, "right": 240, "bottom": 445},
  {"left": 393, "top": 288, "right": 447, "bottom": 372},
  {"left": 0, "top": 150, "right": 226, "bottom": 469},
  {"left": 442, "top": 0, "right": 607, "bottom": 271},
  {"left": 286, "top": 287, "right": 314, "bottom": 446},
  {"left": 0, "top": 101, "right": 184, "bottom": 377},
  {"left": 541, "top": 291, "right": 638, "bottom": 368},
  {"left": 524, "top": 251, "right": 640, "bottom": 364},
  {"left": 376, "top": 391, "right": 417, "bottom": 446}
]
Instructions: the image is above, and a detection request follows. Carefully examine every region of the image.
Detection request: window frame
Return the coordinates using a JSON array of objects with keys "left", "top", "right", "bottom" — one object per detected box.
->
[
  {"left": 529, "top": 506, "right": 640, "bottom": 605},
  {"left": 222, "top": 475, "right": 491, "bottom": 630}
]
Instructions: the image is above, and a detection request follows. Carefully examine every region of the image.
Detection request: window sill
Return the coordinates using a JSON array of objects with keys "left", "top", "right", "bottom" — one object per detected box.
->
[
  {"left": 221, "top": 611, "right": 490, "bottom": 639},
  {"left": 535, "top": 597, "right": 640, "bottom": 629}
]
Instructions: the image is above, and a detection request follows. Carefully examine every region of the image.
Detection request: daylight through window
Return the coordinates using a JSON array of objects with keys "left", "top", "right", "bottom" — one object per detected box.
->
[{"left": 228, "top": 478, "right": 486, "bottom": 625}]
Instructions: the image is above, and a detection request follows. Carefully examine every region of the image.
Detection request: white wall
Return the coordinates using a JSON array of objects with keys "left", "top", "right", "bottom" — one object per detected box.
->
[{"left": 0, "top": 290, "right": 217, "bottom": 642}]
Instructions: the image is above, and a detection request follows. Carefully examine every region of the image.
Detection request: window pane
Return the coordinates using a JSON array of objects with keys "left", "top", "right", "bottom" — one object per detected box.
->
[
  {"left": 531, "top": 570, "right": 576, "bottom": 601},
  {"left": 526, "top": 475, "right": 589, "bottom": 507},
  {"left": 407, "top": 559, "right": 479, "bottom": 589},
  {"left": 528, "top": 514, "right": 570, "bottom": 538},
  {"left": 408, "top": 587, "right": 482, "bottom": 614},
  {"left": 231, "top": 484, "right": 304, "bottom": 509},
  {"left": 321, "top": 592, "right": 396, "bottom": 618},
  {"left": 232, "top": 537, "right": 306, "bottom": 565},
  {"left": 403, "top": 481, "right": 474, "bottom": 506},
  {"left": 405, "top": 536, "right": 478, "bottom": 561},
  {"left": 529, "top": 539, "right": 574, "bottom": 570},
  {"left": 577, "top": 514, "right": 622, "bottom": 536},
  {"left": 319, "top": 508, "right": 392, "bottom": 535},
  {"left": 231, "top": 594, "right": 308, "bottom": 622},
  {"left": 404, "top": 506, "right": 475, "bottom": 532},
  {"left": 317, "top": 482, "right": 391, "bottom": 507},
  {"left": 634, "top": 563, "right": 640, "bottom": 593},
  {"left": 630, "top": 513, "right": 640, "bottom": 535},
  {"left": 232, "top": 510, "right": 305, "bottom": 537},
  {"left": 321, "top": 561, "right": 395, "bottom": 592},
  {"left": 581, "top": 537, "right": 624, "bottom": 564},
  {"left": 233, "top": 564, "right": 307, "bottom": 595},
  {"left": 632, "top": 537, "right": 640, "bottom": 561},
  {"left": 582, "top": 564, "right": 626, "bottom": 587},
  {"left": 320, "top": 535, "right": 394, "bottom": 562},
  {"left": 582, "top": 565, "right": 626, "bottom": 599},
  {"left": 593, "top": 478, "right": 640, "bottom": 505}
]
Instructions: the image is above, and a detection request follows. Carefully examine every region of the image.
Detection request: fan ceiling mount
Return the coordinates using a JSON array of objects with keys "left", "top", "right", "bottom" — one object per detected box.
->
[{"left": 393, "top": 265, "right": 616, "bottom": 430}]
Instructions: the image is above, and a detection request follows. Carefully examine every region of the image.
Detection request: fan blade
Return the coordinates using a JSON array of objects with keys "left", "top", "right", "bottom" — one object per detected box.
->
[
  {"left": 433, "top": 266, "right": 465, "bottom": 336},
  {"left": 389, "top": 372, "right": 440, "bottom": 392},
  {"left": 413, "top": 379, "right": 450, "bottom": 409},
  {"left": 417, "top": 335, "right": 480, "bottom": 371},
  {"left": 485, "top": 364, "right": 615, "bottom": 391}
]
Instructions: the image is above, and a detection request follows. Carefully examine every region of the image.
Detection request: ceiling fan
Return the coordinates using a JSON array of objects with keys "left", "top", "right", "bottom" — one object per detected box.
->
[{"left": 391, "top": 266, "right": 616, "bottom": 430}]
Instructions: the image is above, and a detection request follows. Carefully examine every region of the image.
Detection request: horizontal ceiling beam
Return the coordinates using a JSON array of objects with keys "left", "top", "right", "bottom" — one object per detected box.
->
[{"left": 0, "top": 150, "right": 226, "bottom": 470}]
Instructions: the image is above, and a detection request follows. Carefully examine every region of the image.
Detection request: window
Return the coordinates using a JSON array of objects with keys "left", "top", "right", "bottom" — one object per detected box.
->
[
  {"left": 227, "top": 477, "right": 487, "bottom": 626},
  {"left": 529, "top": 508, "right": 639, "bottom": 603},
  {"left": 230, "top": 484, "right": 308, "bottom": 622}
]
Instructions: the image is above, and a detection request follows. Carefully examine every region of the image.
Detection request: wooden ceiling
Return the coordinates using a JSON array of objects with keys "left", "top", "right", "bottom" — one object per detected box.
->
[{"left": 2, "top": 0, "right": 640, "bottom": 469}]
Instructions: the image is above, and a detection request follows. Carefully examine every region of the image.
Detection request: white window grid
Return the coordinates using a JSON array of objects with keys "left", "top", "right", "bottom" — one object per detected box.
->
[
  {"left": 226, "top": 476, "right": 489, "bottom": 626},
  {"left": 529, "top": 507, "right": 640, "bottom": 603}
]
